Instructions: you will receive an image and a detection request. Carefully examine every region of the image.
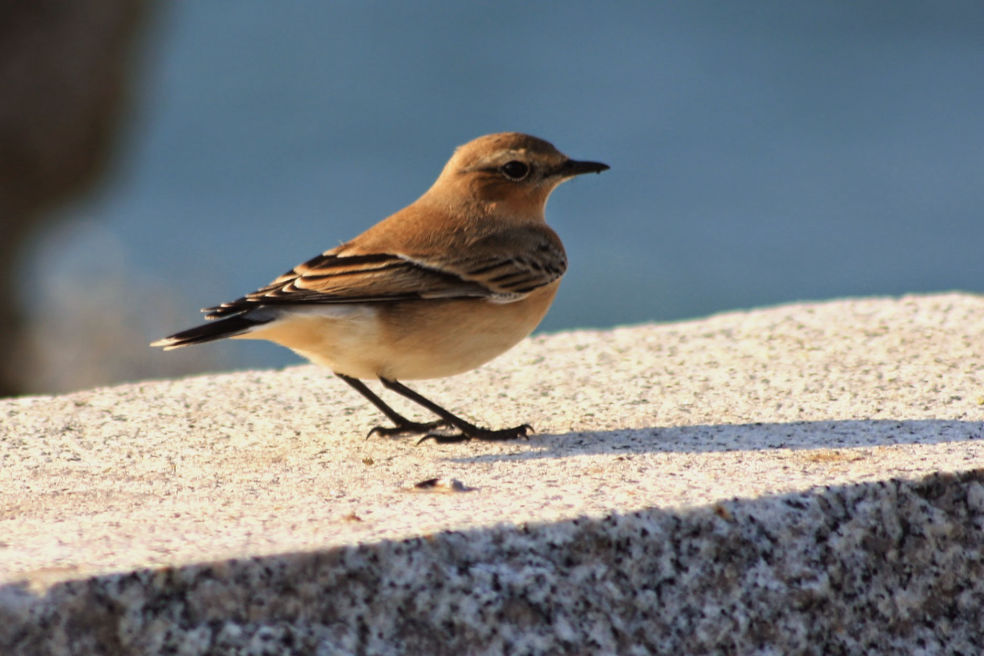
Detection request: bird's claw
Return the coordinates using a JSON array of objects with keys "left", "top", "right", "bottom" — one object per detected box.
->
[
  {"left": 366, "top": 420, "right": 451, "bottom": 439},
  {"left": 415, "top": 423, "right": 534, "bottom": 444}
]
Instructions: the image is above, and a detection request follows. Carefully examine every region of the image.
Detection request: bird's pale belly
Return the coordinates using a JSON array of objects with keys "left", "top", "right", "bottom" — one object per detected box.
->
[{"left": 237, "top": 282, "right": 560, "bottom": 380}]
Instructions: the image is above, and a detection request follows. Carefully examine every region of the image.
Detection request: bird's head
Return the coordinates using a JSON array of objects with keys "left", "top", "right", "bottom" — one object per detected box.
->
[{"left": 428, "top": 132, "right": 608, "bottom": 219}]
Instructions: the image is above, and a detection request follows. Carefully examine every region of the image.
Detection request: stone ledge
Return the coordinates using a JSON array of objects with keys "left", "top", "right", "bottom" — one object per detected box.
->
[
  {"left": 1, "top": 293, "right": 983, "bottom": 654},
  {"left": 3, "top": 471, "right": 983, "bottom": 654}
]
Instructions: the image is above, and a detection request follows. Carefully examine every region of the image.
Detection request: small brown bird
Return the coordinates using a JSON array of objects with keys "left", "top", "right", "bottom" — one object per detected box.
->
[{"left": 152, "top": 132, "right": 608, "bottom": 442}]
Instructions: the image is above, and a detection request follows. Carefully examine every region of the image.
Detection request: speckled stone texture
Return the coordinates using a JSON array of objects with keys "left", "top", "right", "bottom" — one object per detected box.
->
[
  {"left": 2, "top": 472, "right": 983, "bottom": 654},
  {"left": 2, "top": 293, "right": 983, "bottom": 654}
]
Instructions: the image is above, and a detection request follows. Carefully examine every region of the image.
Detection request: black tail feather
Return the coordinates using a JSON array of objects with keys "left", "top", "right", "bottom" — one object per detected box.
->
[{"left": 150, "top": 314, "right": 272, "bottom": 350}]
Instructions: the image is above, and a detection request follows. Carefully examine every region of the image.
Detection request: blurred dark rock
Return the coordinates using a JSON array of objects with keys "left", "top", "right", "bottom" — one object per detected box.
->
[{"left": 0, "top": 0, "right": 149, "bottom": 395}]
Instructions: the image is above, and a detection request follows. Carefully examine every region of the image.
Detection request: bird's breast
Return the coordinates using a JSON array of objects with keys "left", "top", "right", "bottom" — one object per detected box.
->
[{"left": 374, "top": 281, "right": 560, "bottom": 379}]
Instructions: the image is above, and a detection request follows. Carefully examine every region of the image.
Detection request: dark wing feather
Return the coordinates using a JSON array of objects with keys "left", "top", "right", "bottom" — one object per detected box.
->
[
  {"left": 202, "top": 226, "right": 567, "bottom": 320},
  {"left": 203, "top": 251, "right": 492, "bottom": 319}
]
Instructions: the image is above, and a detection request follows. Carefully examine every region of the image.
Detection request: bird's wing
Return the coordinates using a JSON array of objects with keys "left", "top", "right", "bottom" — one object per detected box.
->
[
  {"left": 203, "top": 227, "right": 566, "bottom": 319},
  {"left": 420, "top": 227, "right": 567, "bottom": 298}
]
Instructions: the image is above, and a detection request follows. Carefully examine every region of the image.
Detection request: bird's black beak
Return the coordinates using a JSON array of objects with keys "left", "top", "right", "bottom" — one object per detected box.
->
[{"left": 557, "top": 158, "right": 610, "bottom": 178}]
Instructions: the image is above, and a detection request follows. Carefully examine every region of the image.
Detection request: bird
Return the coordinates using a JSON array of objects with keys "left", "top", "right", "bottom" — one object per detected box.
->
[{"left": 152, "top": 132, "right": 608, "bottom": 443}]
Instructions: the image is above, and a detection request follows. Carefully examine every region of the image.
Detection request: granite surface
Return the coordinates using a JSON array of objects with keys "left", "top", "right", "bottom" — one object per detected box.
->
[{"left": 2, "top": 293, "right": 983, "bottom": 654}]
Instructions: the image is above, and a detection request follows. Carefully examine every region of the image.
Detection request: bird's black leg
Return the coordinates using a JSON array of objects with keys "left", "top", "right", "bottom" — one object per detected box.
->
[
  {"left": 379, "top": 377, "right": 532, "bottom": 443},
  {"left": 336, "top": 374, "right": 449, "bottom": 438}
]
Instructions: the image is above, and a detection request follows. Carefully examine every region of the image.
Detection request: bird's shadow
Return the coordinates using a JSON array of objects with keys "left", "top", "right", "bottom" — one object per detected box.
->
[{"left": 444, "top": 418, "right": 984, "bottom": 463}]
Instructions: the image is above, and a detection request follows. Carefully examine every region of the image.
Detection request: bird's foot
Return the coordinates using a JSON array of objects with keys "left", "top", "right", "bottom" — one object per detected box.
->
[
  {"left": 417, "top": 423, "right": 533, "bottom": 444},
  {"left": 367, "top": 419, "right": 452, "bottom": 439}
]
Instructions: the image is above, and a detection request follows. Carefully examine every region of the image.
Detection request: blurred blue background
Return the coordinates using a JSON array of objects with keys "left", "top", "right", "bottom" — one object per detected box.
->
[{"left": 20, "top": 1, "right": 984, "bottom": 391}]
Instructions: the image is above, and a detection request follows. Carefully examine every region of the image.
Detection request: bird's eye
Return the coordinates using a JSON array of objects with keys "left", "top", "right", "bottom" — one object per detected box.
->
[{"left": 500, "top": 160, "right": 530, "bottom": 180}]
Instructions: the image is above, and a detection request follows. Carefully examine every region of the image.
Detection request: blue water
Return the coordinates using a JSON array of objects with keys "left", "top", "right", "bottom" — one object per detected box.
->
[{"left": 27, "top": 2, "right": 984, "bottom": 379}]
